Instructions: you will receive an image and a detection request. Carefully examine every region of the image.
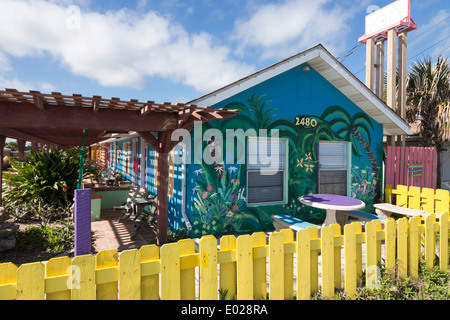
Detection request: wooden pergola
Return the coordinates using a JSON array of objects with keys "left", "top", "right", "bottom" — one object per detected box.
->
[{"left": 0, "top": 88, "right": 239, "bottom": 245}]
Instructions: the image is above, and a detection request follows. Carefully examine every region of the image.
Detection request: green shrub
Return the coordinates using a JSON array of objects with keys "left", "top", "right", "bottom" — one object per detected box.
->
[
  {"left": 3, "top": 147, "right": 94, "bottom": 207},
  {"left": 8, "top": 201, "right": 71, "bottom": 223},
  {"left": 15, "top": 222, "right": 74, "bottom": 254}
]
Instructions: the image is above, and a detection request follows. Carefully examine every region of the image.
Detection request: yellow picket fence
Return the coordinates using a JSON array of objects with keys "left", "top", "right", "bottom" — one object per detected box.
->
[
  {"left": 0, "top": 214, "right": 449, "bottom": 300},
  {"left": 385, "top": 184, "right": 450, "bottom": 214}
]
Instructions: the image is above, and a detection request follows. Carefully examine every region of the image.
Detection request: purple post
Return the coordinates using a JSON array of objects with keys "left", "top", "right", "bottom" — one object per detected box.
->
[{"left": 74, "top": 189, "right": 91, "bottom": 256}]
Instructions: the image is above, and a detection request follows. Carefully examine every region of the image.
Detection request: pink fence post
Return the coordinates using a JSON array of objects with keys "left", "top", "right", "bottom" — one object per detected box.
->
[{"left": 74, "top": 188, "right": 91, "bottom": 256}]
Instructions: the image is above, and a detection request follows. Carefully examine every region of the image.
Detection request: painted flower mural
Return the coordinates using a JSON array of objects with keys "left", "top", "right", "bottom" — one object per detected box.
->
[
  {"left": 192, "top": 164, "right": 261, "bottom": 236},
  {"left": 351, "top": 165, "right": 380, "bottom": 208}
]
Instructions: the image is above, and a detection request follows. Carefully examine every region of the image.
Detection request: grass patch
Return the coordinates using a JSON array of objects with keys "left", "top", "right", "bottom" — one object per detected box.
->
[{"left": 314, "top": 260, "right": 450, "bottom": 300}]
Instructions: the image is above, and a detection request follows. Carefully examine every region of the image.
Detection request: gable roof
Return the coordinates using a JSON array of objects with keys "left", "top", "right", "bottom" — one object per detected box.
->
[{"left": 189, "top": 44, "right": 409, "bottom": 136}]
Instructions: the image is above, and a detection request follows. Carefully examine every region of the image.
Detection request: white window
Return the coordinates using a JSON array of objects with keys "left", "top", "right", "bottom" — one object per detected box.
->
[
  {"left": 318, "top": 141, "right": 350, "bottom": 196},
  {"left": 247, "top": 137, "right": 287, "bottom": 205}
]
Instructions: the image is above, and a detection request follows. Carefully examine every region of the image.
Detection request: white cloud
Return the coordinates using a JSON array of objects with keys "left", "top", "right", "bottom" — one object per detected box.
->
[
  {"left": 231, "top": 0, "right": 361, "bottom": 59},
  {"left": 0, "top": 0, "right": 254, "bottom": 93}
]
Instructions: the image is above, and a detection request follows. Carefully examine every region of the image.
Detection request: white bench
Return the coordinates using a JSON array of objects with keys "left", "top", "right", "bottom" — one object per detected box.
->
[
  {"left": 272, "top": 214, "right": 318, "bottom": 233},
  {"left": 374, "top": 203, "right": 442, "bottom": 219},
  {"left": 374, "top": 203, "right": 425, "bottom": 218}
]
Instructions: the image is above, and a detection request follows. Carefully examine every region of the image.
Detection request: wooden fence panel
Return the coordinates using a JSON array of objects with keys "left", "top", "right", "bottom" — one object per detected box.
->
[
  {"left": 180, "top": 239, "right": 196, "bottom": 300},
  {"left": 385, "top": 146, "right": 437, "bottom": 190},
  {"left": 309, "top": 227, "right": 320, "bottom": 294},
  {"left": 440, "top": 213, "right": 449, "bottom": 271},
  {"left": 237, "top": 234, "right": 253, "bottom": 300},
  {"left": 409, "top": 186, "right": 421, "bottom": 210},
  {"left": 435, "top": 189, "right": 450, "bottom": 214},
  {"left": 199, "top": 235, "right": 217, "bottom": 300},
  {"left": 140, "top": 244, "right": 160, "bottom": 300},
  {"left": 409, "top": 216, "right": 420, "bottom": 279},
  {"left": 421, "top": 188, "right": 435, "bottom": 213},
  {"left": 252, "top": 232, "right": 267, "bottom": 300},
  {"left": 269, "top": 232, "right": 284, "bottom": 300},
  {"left": 280, "top": 229, "right": 294, "bottom": 300},
  {"left": 397, "top": 218, "right": 409, "bottom": 279},
  {"left": 96, "top": 249, "right": 118, "bottom": 300},
  {"left": 161, "top": 242, "right": 181, "bottom": 300},
  {"left": 17, "top": 262, "right": 45, "bottom": 300},
  {"left": 71, "top": 254, "right": 95, "bottom": 300},
  {"left": 344, "top": 223, "right": 357, "bottom": 297},
  {"left": 321, "top": 226, "right": 335, "bottom": 299},
  {"left": 385, "top": 219, "right": 396, "bottom": 279},
  {"left": 119, "top": 249, "right": 141, "bottom": 300},
  {"left": 297, "top": 229, "right": 312, "bottom": 300},
  {"left": 46, "top": 256, "right": 71, "bottom": 300},
  {"left": 425, "top": 215, "right": 436, "bottom": 270},
  {"left": 0, "top": 263, "right": 17, "bottom": 300},
  {"left": 219, "top": 235, "right": 236, "bottom": 300},
  {"left": 365, "top": 220, "right": 382, "bottom": 289}
]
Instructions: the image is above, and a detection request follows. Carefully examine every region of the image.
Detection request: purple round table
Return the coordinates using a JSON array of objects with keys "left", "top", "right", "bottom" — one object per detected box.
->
[{"left": 300, "top": 194, "right": 365, "bottom": 227}]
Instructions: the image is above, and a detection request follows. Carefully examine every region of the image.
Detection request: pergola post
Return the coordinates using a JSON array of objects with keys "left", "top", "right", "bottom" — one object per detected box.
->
[
  {"left": 17, "top": 139, "right": 26, "bottom": 160},
  {"left": 156, "top": 151, "right": 169, "bottom": 245},
  {"left": 386, "top": 28, "right": 397, "bottom": 147},
  {"left": 0, "top": 135, "right": 5, "bottom": 206},
  {"left": 155, "top": 131, "right": 173, "bottom": 246}
]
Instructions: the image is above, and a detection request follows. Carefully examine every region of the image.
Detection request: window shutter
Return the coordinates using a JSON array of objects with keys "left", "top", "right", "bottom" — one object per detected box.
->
[{"left": 319, "top": 142, "right": 348, "bottom": 169}]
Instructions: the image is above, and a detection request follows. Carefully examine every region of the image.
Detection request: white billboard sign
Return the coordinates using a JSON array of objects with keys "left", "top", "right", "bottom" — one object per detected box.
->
[{"left": 359, "top": 0, "right": 415, "bottom": 42}]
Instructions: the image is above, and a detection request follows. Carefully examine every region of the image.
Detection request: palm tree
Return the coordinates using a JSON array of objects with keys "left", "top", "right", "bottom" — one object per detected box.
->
[{"left": 406, "top": 56, "right": 450, "bottom": 187}]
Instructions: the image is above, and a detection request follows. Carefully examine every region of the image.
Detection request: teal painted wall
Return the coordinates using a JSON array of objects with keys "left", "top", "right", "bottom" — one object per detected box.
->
[{"left": 186, "top": 63, "right": 384, "bottom": 237}]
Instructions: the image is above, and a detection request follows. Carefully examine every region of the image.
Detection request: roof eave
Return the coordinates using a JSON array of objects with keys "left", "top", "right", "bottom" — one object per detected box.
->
[{"left": 189, "top": 44, "right": 410, "bottom": 136}]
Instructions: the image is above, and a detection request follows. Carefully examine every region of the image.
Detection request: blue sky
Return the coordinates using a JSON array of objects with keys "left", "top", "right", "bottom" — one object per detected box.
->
[{"left": 0, "top": 0, "right": 448, "bottom": 106}]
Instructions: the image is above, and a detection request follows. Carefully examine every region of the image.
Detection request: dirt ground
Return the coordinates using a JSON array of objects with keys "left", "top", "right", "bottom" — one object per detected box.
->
[{"left": 0, "top": 220, "right": 73, "bottom": 265}]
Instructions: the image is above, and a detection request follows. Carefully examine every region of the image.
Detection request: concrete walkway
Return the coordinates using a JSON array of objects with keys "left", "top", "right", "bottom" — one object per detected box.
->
[{"left": 91, "top": 208, "right": 157, "bottom": 253}]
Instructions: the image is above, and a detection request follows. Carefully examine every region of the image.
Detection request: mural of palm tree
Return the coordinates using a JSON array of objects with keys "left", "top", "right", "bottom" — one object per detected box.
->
[
  {"left": 321, "top": 106, "right": 374, "bottom": 158},
  {"left": 246, "top": 94, "right": 278, "bottom": 130}
]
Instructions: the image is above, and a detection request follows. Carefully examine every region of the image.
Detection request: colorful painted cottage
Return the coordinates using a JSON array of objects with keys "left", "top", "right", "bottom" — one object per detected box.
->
[{"left": 99, "top": 44, "right": 409, "bottom": 237}]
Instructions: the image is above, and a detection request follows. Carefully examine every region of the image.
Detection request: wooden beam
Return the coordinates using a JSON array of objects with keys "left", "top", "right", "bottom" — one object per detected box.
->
[
  {"left": 92, "top": 97, "right": 100, "bottom": 113},
  {"left": 386, "top": 28, "right": 397, "bottom": 111},
  {"left": 154, "top": 131, "right": 175, "bottom": 245},
  {"left": 140, "top": 102, "right": 156, "bottom": 116},
  {"left": 0, "top": 127, "right": 102, "bottom": 148},
  {"left": 0, "top": 101, "right": 178, "bottom": 132},
  {"left": 397, "top": 30, "right": 408, "bottom": 147},
  {"left": 375, "top": 39, "right": 385, "bottom": 99},
  {"left": 365, "top": 37, "right": 375, "bottom": 92},
  {"left": 159, "top": 131, "right": 174, "bottom": 154},
  {"left": 138, "top": 131, "right": 159, "bottom": 153},
  {"left": 386, "top": 28, "right": 398, "bottom": 147},
  {"left": 156, "top": 150, "right": 169, "bottom": 246},
  {"left": 17, "top": 139, "right": 26, "bottom": 160},
  {"left": 32, "top": 94, "right": 45, "bottom": 110},
  {"left": 0, "top": 128, "right": 59, "bottom": 148}
]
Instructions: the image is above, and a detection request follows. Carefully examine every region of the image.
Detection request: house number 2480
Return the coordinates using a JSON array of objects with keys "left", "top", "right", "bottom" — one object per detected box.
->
[{"left": 295, "top": 117, "right": 318, "bottom": 127}]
